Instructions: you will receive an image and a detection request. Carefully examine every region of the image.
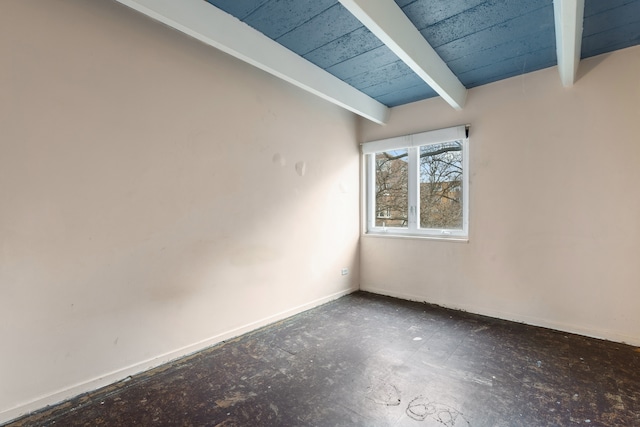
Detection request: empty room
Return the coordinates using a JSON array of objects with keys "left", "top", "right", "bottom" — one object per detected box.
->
[{"left": 1, "top": 0, "right": 639, "bottom": 426}]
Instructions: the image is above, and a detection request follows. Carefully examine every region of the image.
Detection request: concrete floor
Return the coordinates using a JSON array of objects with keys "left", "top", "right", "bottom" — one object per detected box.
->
[{"left": 6, "top": 292, "right": 640, "bottom": 426}]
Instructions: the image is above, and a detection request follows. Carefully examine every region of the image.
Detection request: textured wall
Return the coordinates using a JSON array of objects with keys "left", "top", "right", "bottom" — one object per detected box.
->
[
  {"left": 0, "top": 1, "right": 359, "bottom": 421},
  {"left": 360, "top": 45, "right": 640, "bottom": 346}
]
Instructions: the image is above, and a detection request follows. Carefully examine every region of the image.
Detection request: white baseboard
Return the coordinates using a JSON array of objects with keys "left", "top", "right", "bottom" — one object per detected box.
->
[
  {"left": 361, "top": 285, "right": 640, "bottom": 347},
  {"left": 0, "top": 287, "right": 358, "bottom": 425}
]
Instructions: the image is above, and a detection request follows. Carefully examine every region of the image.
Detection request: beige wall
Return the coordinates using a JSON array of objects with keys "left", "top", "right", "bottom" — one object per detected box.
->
[
  {"left": 0, "top": 1, "right": 360, "bottom": 421},
  {"left": 361, "top": 45, "right": 640, "bottom": 347}
]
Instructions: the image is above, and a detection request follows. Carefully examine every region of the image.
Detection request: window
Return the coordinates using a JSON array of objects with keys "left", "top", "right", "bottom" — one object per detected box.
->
[
  {"left": 363, "top": 125, "right": 469, "bottom": 239},
  {"left": 376, "top": 208, "right": 391, "bottom": 219}
]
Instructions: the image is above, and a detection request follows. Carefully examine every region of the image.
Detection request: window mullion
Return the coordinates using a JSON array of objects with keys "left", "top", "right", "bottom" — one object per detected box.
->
[{"left": 407, "top": 147, "right": 418, "bottom": 231}]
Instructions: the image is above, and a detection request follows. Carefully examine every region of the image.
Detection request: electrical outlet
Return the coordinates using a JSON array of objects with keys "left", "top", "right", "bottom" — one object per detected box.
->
[{"left": 341, "top": 268, "right": 349, "bottom": 276}]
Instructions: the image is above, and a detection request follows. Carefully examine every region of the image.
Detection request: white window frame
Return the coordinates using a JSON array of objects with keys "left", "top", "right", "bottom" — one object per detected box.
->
[
  {"left": 363, "top": 125, "right": 469, "bottom": 240},
  {"left": 376, "top": 208, "right": 391, "bottom": 219}
]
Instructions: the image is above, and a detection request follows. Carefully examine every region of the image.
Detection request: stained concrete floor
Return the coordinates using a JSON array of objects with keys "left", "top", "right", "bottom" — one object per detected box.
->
[{"left": 6, "top": 292, "right": 640, "bottom": 426}]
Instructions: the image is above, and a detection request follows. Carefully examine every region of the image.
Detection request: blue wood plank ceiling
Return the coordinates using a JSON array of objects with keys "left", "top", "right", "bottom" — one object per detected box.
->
[{"left": 205, "top": 0, "right": 639, "bottom": 108}]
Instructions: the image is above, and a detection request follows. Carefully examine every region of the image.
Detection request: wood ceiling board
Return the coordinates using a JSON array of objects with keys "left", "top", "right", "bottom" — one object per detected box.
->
[
  {"left": 402, "top": 0, "right": 532, "bottom": 35},
  {"left": 583, "top": 0, "right": 637, "bottom": 17},
  {"left": 344, "top": 60, "right": 416, "bottom": 91},
  {"left": 325, "top": 46, "right": 400, "bottom": 81},
  {"left": 581, "top": 1, "right": 640, "bottom": 57},
  {"left": 582, "top": 22, "right": 640, "bottom": 58},
  {"left": 583, "top": 0, "right": 640, "bottom": 34},
  {"left": 419, "top": 2, "right": 553, "bottom": 49},
  {"left": 446, "top": 31, "right": 555, "bottom": 77},
  {"left": 303, "top": 27, "right": 383, "bottom": 69},
  {"left": 204, "top": 0, "right": 270, "bottom": 20},
  {"left": 429, "top": 6, "right": 555, "bottom": 63},
  {"left": 240, "top": 0, "right": 337, "bottom": 39},
  {"left": 276, "top": 3, "right": 363, "bottom": 56},
  {"left": 394, "top": 0, "right": 415, "bottom": 8},
  {"left": 457, "top": 47, "right": 558, "bottom": 88},
  {"left": 357, "top": 70, "right": 425, "bottom": 99},
  {"left": 361, "top": 73, "right": 439, "bottom": 107},
  {"left": 356, "top": 66, "right": 445, "bottom": 106},
  {"left": 377, "top": 83, "right": 439, "bottom": 107}
]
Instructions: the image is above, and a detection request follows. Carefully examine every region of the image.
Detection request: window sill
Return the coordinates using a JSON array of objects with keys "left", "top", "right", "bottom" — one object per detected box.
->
[{"left": 363, "top": 232, "right": 469, "bottom": 243}]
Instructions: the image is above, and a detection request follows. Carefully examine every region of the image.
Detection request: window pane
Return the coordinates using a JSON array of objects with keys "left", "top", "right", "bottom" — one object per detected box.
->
[
  {"left": 375, "top": 149, "right": 408, "bottom": 228},
  {"left": 419, "top": 141, "right": 463, "bottom": 229}
]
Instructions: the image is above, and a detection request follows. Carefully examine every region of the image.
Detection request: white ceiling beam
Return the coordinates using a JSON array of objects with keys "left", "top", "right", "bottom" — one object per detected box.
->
[
  {"left": 553, "top": 0, "right": 585, "bottom": 87},
  {"left": 339, "top": 0, "right": 467, "bottom": 110},
  {"left": 114, "top": 0, "right": 390, "bottom": 124}
]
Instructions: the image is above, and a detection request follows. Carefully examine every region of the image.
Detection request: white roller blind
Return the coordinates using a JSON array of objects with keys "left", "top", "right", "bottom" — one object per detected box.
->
[{"left": 361, "top": 125, "right": 467, "bottom": 154}]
